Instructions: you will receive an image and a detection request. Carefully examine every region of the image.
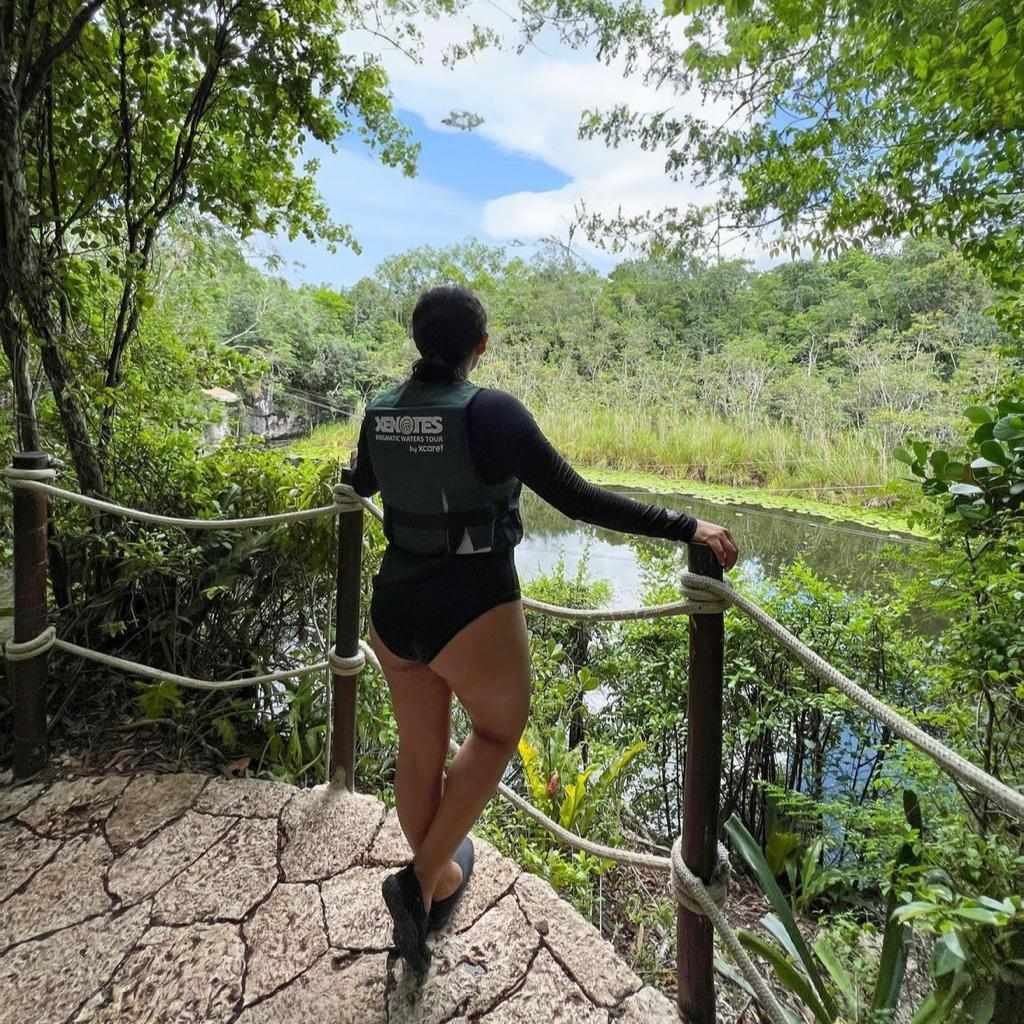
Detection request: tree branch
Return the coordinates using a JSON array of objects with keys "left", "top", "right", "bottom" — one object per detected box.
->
[{"left": 20, "top": 0, "right": 105, "bottom": 111}]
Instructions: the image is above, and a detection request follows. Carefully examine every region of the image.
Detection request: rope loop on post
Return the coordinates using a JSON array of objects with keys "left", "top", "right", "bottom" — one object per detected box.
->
[
  {"left": 4, "top": 627, "right": 57, "bottom": 662},
  {"left": 2, "top": 465, "right": 58, "bottom": 484},
  {"left": 670, "top": 835, "right": 731, "bottom": 914},
  {"left": 328, "top": 648, "right": 366, "bottom": 677},
  {"left": 333, "top": 482, "right": 374, "bottom": 515},
  {"left": 680, "top": 571, "right": 734, "bottom": 614}
]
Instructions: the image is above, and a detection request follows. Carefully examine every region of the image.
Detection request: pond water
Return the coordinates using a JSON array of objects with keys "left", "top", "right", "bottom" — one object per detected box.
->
[
  {"left": 515, "top": 486, "right": 924, "bottom": 604},
  {"left": 514, "top": 488, "right": 928, "bottom": 814}
]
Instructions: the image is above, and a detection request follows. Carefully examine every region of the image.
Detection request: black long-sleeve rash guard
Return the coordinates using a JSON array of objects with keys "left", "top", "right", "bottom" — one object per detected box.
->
[{"left": 352, "top": 386, "right": 698, "bottom": 544}]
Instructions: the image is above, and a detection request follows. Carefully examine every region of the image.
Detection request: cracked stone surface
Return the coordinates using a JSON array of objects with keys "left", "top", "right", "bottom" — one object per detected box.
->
[
  {"left": 442, "top": 838, "right": 522, "bottom": 934},
  {"left": 0, "top": 781, "right": 45, "bottom": 821},
  {"left": 0, "top": 834, "right": 112, "bottom": 948},
  {"left": 322, "top": 865, "right": 393, "bottom": 949},
  {"left": 515, "top": 871, "right": 643, "bottom": 1007},
  {"left": 106, "top": 773, "right": 208, "bottom": 852},
  {"left": 365, "top": 808, "right": 410, "bottom": 865},
  {"left": 616, "top": 985, "right": 684, "bottom": 1021},
  {"left": 388, "top": 895, "right": 540, "bottom": 1023},
  {"left": 0, "top": 823, "right": 61, "bottom": 901},
  {"left": 0, "top": 901, "right": 150, "bottom": 1024},
  {"left": 0, "top": 774, "right": 682, "bottom": 1024},
  {"left": 279, "top": 784, "right": 383, "bottom": 881},
  {"left": 107, "top": 809, "right": 233, "bottom": 904},
  {"left": 76, "top": 922, "right": 245, "bottom": 1023},
  {"left": 235, "top": 951, "right": 387, "bottom": 1024},
  {"left": 153, "top": 818, "right": 277, "bottom": 924},
  {"left": 479, "top": 948, "right": 609, "bottom": 1023},
  {"left": 18, "top": 775, "right": 128, "bottom": 837},
  {"left": 242, "top": 883, "right": 328, "bottom": 1005},
  {"left": 195, "top": 778, "right": 294, "bottom": 819}
]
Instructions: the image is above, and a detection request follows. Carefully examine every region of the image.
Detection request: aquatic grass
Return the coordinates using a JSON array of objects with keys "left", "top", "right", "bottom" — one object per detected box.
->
[
  {"left": 289, "top": 402, "right": 898, "bottom": 507},
  {"left": 528, "top": 404, "right": 890, "bottom": 494}
]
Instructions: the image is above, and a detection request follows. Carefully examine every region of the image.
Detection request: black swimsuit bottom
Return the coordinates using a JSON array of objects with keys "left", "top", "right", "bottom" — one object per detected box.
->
[{"left": 370, "top": 548, "right": 521, "bottom": 664}]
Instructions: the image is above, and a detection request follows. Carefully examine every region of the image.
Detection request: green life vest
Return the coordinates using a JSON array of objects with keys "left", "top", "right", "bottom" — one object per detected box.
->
[{"left": 364, "top": 378, "right": 523, "bottom": 556}]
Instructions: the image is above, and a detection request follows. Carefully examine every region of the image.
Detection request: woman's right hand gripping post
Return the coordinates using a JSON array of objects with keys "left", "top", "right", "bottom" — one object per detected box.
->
[{"left": 691, "top": 520, "right": 739, "bottom": 570}]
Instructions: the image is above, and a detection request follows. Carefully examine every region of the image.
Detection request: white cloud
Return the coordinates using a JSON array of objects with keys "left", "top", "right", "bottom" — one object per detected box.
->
[
  {"left": 264, "top": 8, "right": 768, "bottom": 283},
  {"left": 366, "top": 8, "right": 733, "bottom": 260}
]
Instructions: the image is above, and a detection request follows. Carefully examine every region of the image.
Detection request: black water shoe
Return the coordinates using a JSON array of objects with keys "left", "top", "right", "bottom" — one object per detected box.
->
[
  {"left": 428, "top": 838, "right": 475, "bottom": 932},
  {"left": 382, "top": 864, "right": 431, "bottom": 976}
]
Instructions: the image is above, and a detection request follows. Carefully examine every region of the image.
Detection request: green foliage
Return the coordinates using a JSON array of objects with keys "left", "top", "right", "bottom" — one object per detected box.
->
[
  {"left": 896, "top": 876, "right": 1024, "bottom": 1024},
  {"left": 290, "top": 238, "right": 1013, "bottom": 505},
  {"left": 897, "top": 397, "right": 1024, "bottom": 529},
  {"left": 569, "top": 0, "right": 1024, "bottom": 319},
  {"left": 727, "top": 793, "right": 930, "bottom": 1023},
  {"left": 518, "top": 726, "right": 644, "bottom": 834}
]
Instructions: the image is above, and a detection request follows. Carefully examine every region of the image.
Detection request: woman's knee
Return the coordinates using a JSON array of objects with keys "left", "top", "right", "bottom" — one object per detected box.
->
[{"left": 472, "top": 692, "right": 529, "bottom": 753}]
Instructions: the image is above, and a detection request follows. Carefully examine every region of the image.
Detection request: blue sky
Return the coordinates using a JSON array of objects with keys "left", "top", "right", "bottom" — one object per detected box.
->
[
  {"left": 390, "top": 110, "right": 571, "bottom": 202},
  {"left": 270, "top": 110, "right": 576, "bottom": 287},
  {"left": 262, "top": 12, "right": 734, "bottom": 288}
]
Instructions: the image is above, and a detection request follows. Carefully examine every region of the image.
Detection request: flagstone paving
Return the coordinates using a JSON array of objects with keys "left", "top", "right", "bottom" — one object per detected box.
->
[{"left": 0, "top": 773, "right": 681, "bottom": 1023}]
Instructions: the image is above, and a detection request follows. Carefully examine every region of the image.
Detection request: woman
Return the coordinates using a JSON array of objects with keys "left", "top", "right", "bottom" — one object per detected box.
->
[{"left": 352, "top": 286, "right": 738, "bottom": 975}]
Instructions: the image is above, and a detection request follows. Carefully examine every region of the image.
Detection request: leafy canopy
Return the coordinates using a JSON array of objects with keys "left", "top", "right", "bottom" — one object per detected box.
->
[{"left": 570, "top": 1, "right": 1024, "bottom": 318}]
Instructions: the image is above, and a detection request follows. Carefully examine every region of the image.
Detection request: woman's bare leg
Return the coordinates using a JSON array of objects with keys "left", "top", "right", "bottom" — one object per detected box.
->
[
  {"left": 370, "top": 625, "right": 463, "bottom": 901},
  {"left": 412, "top": 599, "right": 531, "bottom": 908}
]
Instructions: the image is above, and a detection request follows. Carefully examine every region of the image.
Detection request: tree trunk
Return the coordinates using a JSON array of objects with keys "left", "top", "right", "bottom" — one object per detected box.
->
[
  {"left": 38, "top": 337, "right": 105, "bottom": 495},
  {"left": 0, "top": 310, "right": 40, "bottom": 452},
  {"left": 1, "top": 38, "right": 105, "bottom": 497}
]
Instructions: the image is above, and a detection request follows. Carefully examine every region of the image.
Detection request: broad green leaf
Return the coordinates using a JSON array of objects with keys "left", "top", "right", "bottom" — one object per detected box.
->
[
  {"left": 895, "top": 901, "right": 940, "bottom": 921},
  {"left": 977, "top": 895, "right": 1015, "bottom": 914},
  {"left": 737, "top": 930, "right": 834, "bottom": 1024},
  {"left": 517, "top": 735, "right": 548, "bottom": 806},
  {"left": 994, "top": 415, "right": 1024, "bottom": 442},
  {"left": 765, "top": 830, "right": 800, "bottom": 875},
  {"left": 979, "top": 440, "right": 1009, "bottom": 466},
  {"left": 932, "top": 932, "right": 966, "bottom": 977},
  {"left": 964, "top": 406, "right": 993, "bottom": 424},
  {"left": 761, "top": 913, "right": 802, "bottom": 962},
  {"left": 961, "top": 984, "right": 996, "bottom": 1024},
  {"left": 909, "top": 974, "right": 972, "bottom": 1024},
  {"left": 725, "top": 815, "right": 837, "bottom": 1018},
  {"left": 951, "top": 906, "right": 1007, "bottom": 925},
  {"left": 813, "top": 936, "right": 857, "bottom": 1013}
]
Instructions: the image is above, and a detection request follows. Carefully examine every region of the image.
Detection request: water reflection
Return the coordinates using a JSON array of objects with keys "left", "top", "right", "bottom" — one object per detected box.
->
[{"left": 515, "top": 487, "right": 924, "bottom": 604}]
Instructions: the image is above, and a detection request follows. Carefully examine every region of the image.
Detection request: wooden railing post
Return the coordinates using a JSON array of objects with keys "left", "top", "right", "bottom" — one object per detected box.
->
[
  {"left": 330, "top": 467, "right": 363, "bottom": 791},
  {"left": 11, "top": 452, "right": 51, "bottom": 778},
  {"left": 678, "top": 543, "right": 725, "bottom": 1023}
]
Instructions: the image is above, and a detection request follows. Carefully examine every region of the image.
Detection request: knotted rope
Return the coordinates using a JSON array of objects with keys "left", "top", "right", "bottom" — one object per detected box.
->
[
  {"left": 327, "top": 648, "right": 366, "bottom": 676},
  {"left": 2, "top": 632, "right": 376, "bottom": 691},
  {"left": 3, "top": 627, "right": 57, "bottom": 662}
]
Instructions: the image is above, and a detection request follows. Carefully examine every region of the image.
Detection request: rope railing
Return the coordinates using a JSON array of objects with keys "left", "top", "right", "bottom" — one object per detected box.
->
[
  {"left": 679, "top": 572, "right": 1024, "bottom": 822},
  {"left": 6, "top": 462, "right": 1022, "bottom": 1024}
]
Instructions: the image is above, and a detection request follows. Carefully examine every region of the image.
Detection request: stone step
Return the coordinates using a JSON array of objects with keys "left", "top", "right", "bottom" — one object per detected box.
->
[{"left": 0, "top": 772, "right": 681, "bottom": 1023}]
